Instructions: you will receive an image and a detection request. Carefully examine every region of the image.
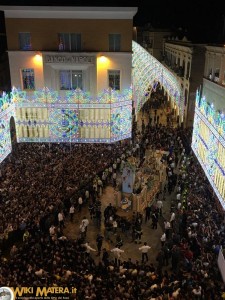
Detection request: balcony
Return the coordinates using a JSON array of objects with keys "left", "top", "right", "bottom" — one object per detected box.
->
[
  {"left": 204, "top": 76, "right": 225, "bottom": 89},
  {"left": 206, "top": 73, "right": 225, "bottom": 87}
]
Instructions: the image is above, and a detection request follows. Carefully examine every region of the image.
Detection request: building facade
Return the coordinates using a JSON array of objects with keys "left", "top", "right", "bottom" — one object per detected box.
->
[
  {"left": 3, "top": 6, "right": 136, "bottom": 95},
  {"left": 136, "top": 25, "right": 174, "bottom": 62},
  {"left": 0, "top": 10, "right": 10, "bottom": 94},
  {"left": 203, "top": 45, "right": 225, "bottom": 111},
  {"left": 163, "top": 40, "right": 206, "bottom": 128},
  {"left": 0, "top": 6, "right": 137, "bottom": 145}
]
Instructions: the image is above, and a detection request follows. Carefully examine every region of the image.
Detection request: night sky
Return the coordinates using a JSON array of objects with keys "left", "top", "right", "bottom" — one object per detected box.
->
[{"left": 1, "top": 0, "right": 225, "bottom": 43}]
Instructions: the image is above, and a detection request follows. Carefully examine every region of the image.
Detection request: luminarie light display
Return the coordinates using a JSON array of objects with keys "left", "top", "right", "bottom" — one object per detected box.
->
[
  {"left": 132, "top": 41, "right": 184, "bottom": 119},
  {"left": 0, "top": 86, "right": 132, "bottom": 155},
  {"left": 192, "top": 89, "right": 225, "bottom": 209}
]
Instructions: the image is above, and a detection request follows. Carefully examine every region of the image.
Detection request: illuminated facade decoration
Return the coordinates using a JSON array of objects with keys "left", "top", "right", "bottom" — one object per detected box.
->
[
  {"left": 0, "top": 93, "right": 15, "bottom": 163},
  {"left": 132, "top": 41, "right": 184, "bottom": 120},
  {"left": 11, "top": 87, "right": 132, "bottom": 143},
  {"left": 192, "top": 89, "right": 225, "bottom": 209}
]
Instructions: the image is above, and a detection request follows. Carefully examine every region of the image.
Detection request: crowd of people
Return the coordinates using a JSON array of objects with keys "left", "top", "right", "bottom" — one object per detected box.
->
[
  {"left": 0, "top": 142, "right": 127, "bottom": 249},
  {"left": 0, "top": 89, "right": 225, "bottom": 299}
]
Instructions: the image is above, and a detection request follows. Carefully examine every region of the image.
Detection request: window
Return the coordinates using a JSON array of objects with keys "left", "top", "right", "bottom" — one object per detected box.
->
[
  {"left": 22, "top": 69, "right": 35, "bottom": 90},
  {"left": 60, "top": 70, "right": 83, "bottom": 90},
  {"left": 186, "top": 61, "right": 190, "bottom": 80},
  {"left": 19, "top": 32, "right": 31, "bottom": 50},
  {"left": 108, "top": 70, "right": 120, "bottom": 90},
  {"left": 222, "top": 71, "right": 225, "bottom": 85},
  {"left": 214, "top": 68, "right": 220, "bottom": 83},
  {"left": 58, "top": 33, "right": 81, "bottom": 51},
  {"left": 109, "top": 34, "right": 121, "bottom": 51},
  {"left": 144, "top": 37, "right": 153, "bottom": 48}
]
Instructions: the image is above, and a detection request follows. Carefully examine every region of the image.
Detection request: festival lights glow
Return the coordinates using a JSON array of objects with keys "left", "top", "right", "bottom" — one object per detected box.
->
[
  {"left": 0, "top": 87, "right": 132, "bottom": 147},
  {"left": 192, "top": 89, "right": 225, "bottom": 209},
  {"left": 0, "top": 105, "right": 15, "bottom": 163},
  {"left": 132, "top": 41, "right": 184, "bottom": 118}
]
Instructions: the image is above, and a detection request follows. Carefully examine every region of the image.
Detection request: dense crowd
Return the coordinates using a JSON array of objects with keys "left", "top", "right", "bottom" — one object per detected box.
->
[
  {"left": 0, "top": 142, "right": 127, "bottom": 248},
  {"left": 0, "top": 94, "right": 225, "bottom": 299}
]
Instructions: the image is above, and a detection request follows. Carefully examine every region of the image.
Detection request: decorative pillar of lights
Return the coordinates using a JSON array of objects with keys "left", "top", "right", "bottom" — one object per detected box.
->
[
  {"left": 45, "top": 87, "right": 50, "bottom": 141},
  {"left": 110, "top": 89, "right": 112, "bottom": 140}
]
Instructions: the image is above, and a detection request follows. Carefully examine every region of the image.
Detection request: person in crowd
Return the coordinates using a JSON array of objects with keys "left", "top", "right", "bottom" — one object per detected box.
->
[
  {"left": 102, "top": 248, "right": 109, "bottom": 267},
  {"left": 134, "top": 219, "right": 142, "bottom": 244},
  {"left": 58, "top": 211, "right": 65, "bottom": 229},
  {"left": 88, "top": 202, "right": 95, "bottom": 220},
  {"left": 139, "top": 242, "right": 151, "bottom": 263},
  {"left": 156, "top": 198, "right": 163, "bottom": 217},
  {"left": 23, "top": 229, "right": 30, "bottom": 242},
  {"left": 160, "top": 232, "right": 166, "bottom": 247},
  {"left": 115, "top": 234, "right": 123, "bottom": 248},
  {"left": 151, "top": 210, "right": 158, "bottom": 229},
  {"left": 69, "top": 204, "right": 75, "bottom": 222},
  {"left": 110, "top": 246, "right": 124, "bottom": 266},
  {"left": 164, "top": 220, "right": 171, "bottom": 239},
  {"left": 144, "top": 204, "right": 151, "bottom": 223},
  {"left": 170, "top": 211, "right": 176, "bottom": 228},
  {"left": 96, "top": 233, "right": 104, "bottom": 256},
  {"left": 82, "top": 241, "right": 97, "bottom": 258},
  {"left": 78, "top": 196, "right": 83, "bottom": 212},
  {"left": 79, "top": 216, "right": 89, "bottom": 238}
]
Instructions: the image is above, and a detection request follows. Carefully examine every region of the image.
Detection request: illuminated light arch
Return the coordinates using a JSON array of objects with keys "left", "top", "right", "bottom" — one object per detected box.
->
[{"left": 132, "top": 41, "right": 184, "bottom": 119}]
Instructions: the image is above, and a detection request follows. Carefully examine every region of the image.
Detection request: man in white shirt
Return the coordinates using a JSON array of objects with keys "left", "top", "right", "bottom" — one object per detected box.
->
[
  {"left": 170, "top": 212, "right": 176, "bottom": 228},
  {"left": 78, "top": 196, "right": 83, "bottom": 212},
  {"left": 139, "top": 242, "right": 151, "bottom": 263},
  {"left": 110, "top": 246, "right": 124, "bottom": 266},
  {"left": 177, "top": 202, "right": 182, "bottom": 210},
  {"left": 49, "top": 225, "right": 56, "bottom": 237},
  {"left": 112, "top": 219, "right": 118, "bottom": 235},
  {"left": 156, "top": 199, "right": 163, "bottom": 216},
  {"left": 69, "top": 205, "right": 75, "bottom": 222},
  {"left": 78, "top": 217, "right": 88, "bottom": 238},
  {"left": 160, "top": 232, "right": 166, "bottom": 247},
  {"left": 82, "top": 242, "right": 96, "bottom": 257},
  {"left": 58, "top": 211, "right": 65, "bottom": 229},
  {"left": 176, "top": 193, "right": 181, "bottom": 201},
  {"left": 81, "top": 216, "right": 89, "bottom": 233},
  {"left": 192, "top": 285, "right": 202, "bottom": 298},
  {"left": 164, "top": 220, "right": 171, "bottom": 239}
]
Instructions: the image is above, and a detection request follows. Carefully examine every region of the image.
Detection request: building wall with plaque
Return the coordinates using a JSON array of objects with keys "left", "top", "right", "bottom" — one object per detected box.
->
[
  {"left": 0, "top": 6, "right": 137, "bottom": 144},
  {"left": 0, "top": 6, "right": 137, "bottom": 96}
]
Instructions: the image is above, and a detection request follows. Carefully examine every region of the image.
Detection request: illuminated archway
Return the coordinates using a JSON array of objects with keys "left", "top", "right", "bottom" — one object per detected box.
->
[{"left": 132, "top": 41, "right": 184, "bottom": 121}]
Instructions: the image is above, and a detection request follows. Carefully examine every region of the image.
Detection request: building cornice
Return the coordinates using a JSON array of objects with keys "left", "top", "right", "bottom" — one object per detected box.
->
[
  {"left": 0, "top": 6, "right": 138, "bottom": 19},
  {"left": 205, "top": 45, "right": 225, "bottom": 55}
]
